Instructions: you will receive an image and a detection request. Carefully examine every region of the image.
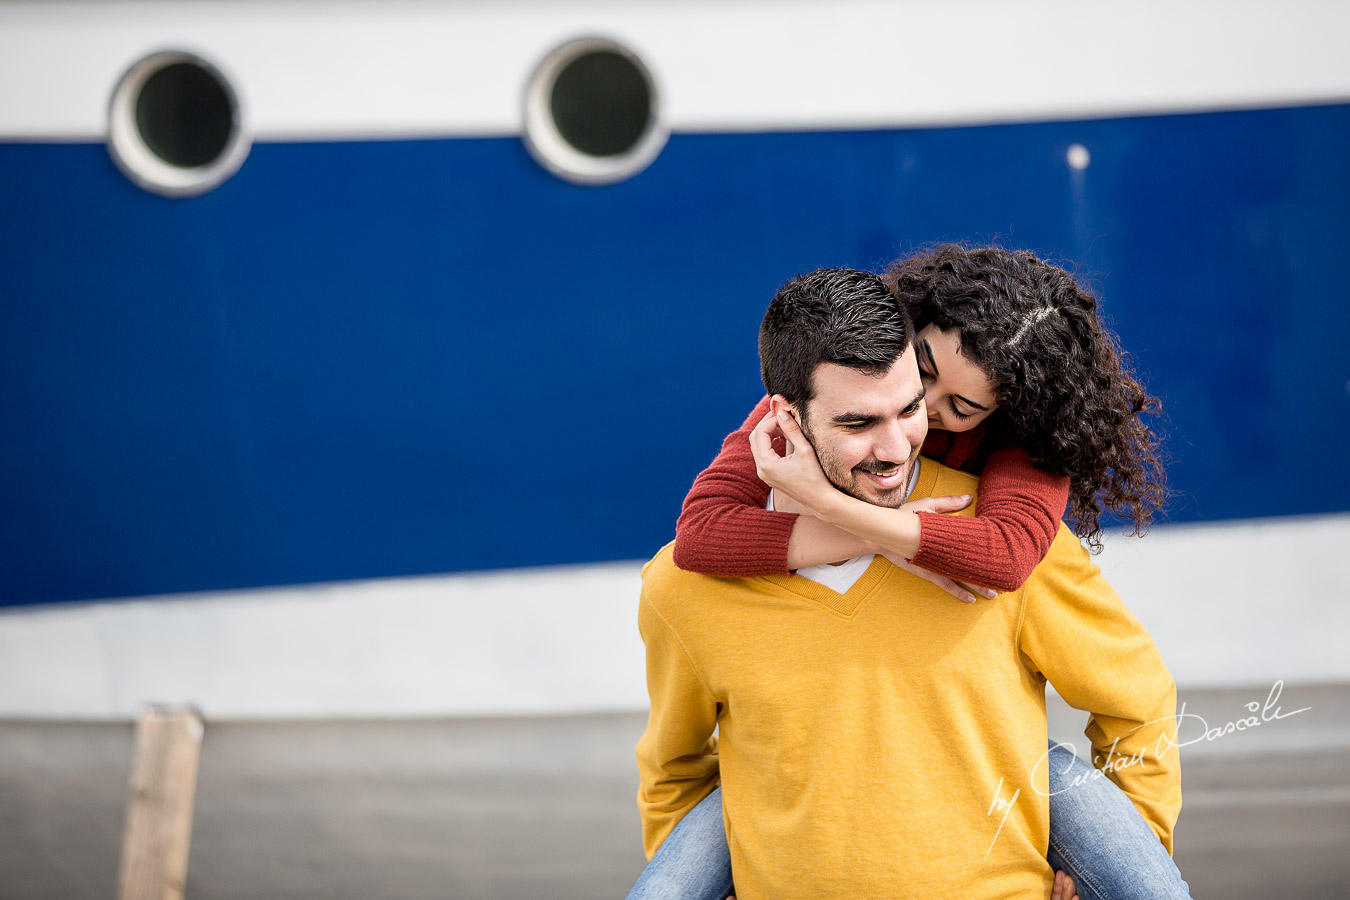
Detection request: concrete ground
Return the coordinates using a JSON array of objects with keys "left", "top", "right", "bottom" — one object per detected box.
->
[{"left": 2, "top": 682, "right": 1348, "bottom": 899}]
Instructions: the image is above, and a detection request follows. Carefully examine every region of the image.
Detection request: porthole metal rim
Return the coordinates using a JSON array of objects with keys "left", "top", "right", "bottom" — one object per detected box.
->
[
  {"left": 107, "top": 49, "right": 251, "bottom": 199},
  {"left": 522, "top": 36, "right": 668, "bottom": 187}
]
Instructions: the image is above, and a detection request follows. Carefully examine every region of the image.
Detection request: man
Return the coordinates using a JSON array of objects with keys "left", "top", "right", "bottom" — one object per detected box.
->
[{"left": 635, "top": 268, "right": 1181, "bottom": 897}]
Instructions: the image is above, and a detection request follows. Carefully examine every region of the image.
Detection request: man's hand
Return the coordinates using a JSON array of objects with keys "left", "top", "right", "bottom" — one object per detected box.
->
[
  {"left": 879, "top": 551, "right": 998, "bottom": 604},
  {"left": 1053, "top": 870, "right": 1081, "bottom": 900},
  {"left": 729, "top": 869, "right": 1079, "bottom": 900}
]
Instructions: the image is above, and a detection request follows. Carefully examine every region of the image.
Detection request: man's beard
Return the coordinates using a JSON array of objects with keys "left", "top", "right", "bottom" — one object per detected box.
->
[{"left": 800, "top": 418, "right": 914, "bottom": 510}]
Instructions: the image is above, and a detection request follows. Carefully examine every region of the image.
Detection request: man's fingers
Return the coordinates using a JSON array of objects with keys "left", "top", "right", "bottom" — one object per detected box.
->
[{"left": 1052, "top": 870, "right": 1079, "bottom": 900}]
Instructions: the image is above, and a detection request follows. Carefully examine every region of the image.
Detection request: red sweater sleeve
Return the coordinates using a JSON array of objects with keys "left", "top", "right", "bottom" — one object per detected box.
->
[
  {"left": 910, "top": 446, "right": 1070, "bottom": 592},
  {"left": 672, "top": 396, "right": 798, "bottom": 576}
]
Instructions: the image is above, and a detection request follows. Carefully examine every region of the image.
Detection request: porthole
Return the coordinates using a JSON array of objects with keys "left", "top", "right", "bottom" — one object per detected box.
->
[
  {"left": 523, "top": 37, "right": 667, "bottom": 186},
  {"left": 107, "top": 51, "right": 250, "bottom": 198}
]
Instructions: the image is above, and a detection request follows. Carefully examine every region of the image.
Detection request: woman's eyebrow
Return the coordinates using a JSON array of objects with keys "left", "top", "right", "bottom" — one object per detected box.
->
[
  {"left": 955, "top": 394, "right": 991, "bottom": 412},
  {"left": 918, "top": 340, "right": 938, "bottom": 376},
  {"left": 923, "top": 338, "right": 990, "bottom": 411}
]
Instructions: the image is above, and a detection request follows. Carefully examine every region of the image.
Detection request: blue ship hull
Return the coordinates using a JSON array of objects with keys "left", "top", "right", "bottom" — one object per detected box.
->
[{"left": 4, "top": 102, "right": 1349, "bottom": 607}]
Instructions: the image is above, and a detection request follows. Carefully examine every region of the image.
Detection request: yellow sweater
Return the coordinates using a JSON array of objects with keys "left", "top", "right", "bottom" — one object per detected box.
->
[{"left": 636, "top": 459, "right": 1181, "bottom": 899}]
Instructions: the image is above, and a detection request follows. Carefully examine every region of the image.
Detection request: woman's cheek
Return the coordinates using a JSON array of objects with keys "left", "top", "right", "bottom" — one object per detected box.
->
[{"left": 937, "top": 412, "right": 972, "bottom": 434}]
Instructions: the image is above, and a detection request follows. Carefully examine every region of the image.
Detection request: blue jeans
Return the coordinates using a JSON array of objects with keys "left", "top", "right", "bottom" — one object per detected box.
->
[{"left": 626, "top": 742, "right": 1191, "bottom": 899}]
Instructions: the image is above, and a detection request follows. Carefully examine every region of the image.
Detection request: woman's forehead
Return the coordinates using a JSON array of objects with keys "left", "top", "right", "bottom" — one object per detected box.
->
[{"left": 918, "top": 326, "right": 998, "bottom": 400}]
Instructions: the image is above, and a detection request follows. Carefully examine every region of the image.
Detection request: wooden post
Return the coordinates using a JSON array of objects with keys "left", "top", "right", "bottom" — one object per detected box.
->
[{"left": 116, "top": 706, "right": 205, "bottom": 900}]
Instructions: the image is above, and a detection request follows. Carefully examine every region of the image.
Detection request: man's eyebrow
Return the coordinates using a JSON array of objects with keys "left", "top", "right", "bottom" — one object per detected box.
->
[
  {"left": 831, "top": 411, "right": 878, "bottom": 425},
  {"left": 830, "top": 387, "right": 927, "bottom": 424}
]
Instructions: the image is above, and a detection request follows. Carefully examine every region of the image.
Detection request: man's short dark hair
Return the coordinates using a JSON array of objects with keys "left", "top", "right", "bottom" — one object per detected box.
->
[{"left": 759, "top": 267, "right": 915, "bottom": 410}]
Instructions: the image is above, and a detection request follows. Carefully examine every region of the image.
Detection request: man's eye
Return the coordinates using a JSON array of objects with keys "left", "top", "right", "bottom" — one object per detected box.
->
[{"left": 840, "top": 422, "right": 868, "bottom": 431}]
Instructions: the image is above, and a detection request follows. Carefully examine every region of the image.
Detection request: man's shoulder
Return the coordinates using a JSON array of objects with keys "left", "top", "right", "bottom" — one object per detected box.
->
[
  {"left": 641, "top": 542, "right": 738, "bottom": 605},
  {"left": 640, "top": 543, "right": 757, "bottom": 643},
  {"left": 920, "top": 456, "right": 981, "bottom": 503},
  {"left": 1024, "top": 522, "right": 1108, "bottom": 596},
  {"left": 640, "top": 541, "right": 682, "bottom": 589},
  {"left": 1044, "top": 521, "right": 1097, "bottom": 564}
]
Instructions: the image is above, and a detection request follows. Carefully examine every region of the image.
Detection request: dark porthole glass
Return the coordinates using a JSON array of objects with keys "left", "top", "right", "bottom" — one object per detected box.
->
[
  {"left": 523, "top": 38, "right": 667, "bottom": 186},
  {"left": 134, "top": 61, "right": 235, "bottom": 168},
  {"left": 108, "top": 51, "right": 250, "bottom": 197},
  {"left": 549, "top": 50, "right": 651, "bottom": 158}
]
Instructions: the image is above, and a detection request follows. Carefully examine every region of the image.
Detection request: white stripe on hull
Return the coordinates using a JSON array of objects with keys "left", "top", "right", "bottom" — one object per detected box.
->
[
  {"left": 2, "top": 513, "right": 1346, "bottom": 720},
  {"left": 1, "top": 0, "right": 1348, "bottom": 140}
]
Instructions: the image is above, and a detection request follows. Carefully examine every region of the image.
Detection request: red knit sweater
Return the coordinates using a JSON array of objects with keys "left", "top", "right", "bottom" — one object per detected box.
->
[{"left": 673, "top": 396, "right": 1071, "bottom": 592}]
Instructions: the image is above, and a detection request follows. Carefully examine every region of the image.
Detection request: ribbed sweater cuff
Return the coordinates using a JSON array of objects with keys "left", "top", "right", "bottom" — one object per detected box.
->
[
  {"left": 910, "top": 511, "right": 1012, "bottom": 590},
  {"left": 674, "top": 511, "right": 798, "bottom": 577}
]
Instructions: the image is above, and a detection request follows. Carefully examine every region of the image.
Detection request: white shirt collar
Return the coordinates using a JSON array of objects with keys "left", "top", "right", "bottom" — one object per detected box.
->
[{"left": 767, "top": 459, "right": 921, "bottom": 592}]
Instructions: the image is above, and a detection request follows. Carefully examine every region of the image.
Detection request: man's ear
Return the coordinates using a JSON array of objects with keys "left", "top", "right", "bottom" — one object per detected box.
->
[{"left": 767, "top": 394, "right": 800, "bottom": 424}]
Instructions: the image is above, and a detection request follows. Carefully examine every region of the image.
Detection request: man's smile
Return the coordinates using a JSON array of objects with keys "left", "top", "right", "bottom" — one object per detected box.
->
[{"left": 856, "top": 460, "right": 907, "bottom": 488}]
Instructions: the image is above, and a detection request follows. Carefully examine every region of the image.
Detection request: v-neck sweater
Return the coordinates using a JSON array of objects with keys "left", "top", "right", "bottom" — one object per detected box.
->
[{"left": 637, "top": 458, "right": 1180, "bottom": 899}]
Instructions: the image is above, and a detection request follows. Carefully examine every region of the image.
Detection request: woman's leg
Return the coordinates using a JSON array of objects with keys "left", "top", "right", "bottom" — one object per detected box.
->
[
  {"left": 627, "top": 746, "right": 1191, "bottom": 899},
  {"left": 625, "top": 787, "right": 734, "bottom": 900},
  {"left": 1045, "top": 741, "right": 1192, "bottom": 900}
]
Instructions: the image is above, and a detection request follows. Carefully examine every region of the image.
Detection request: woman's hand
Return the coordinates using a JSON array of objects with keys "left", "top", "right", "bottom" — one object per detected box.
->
[
  {"left": 878, "top": 551, "right": 998, "bottom": 604},
  {"left": 747, "top": 407, "right": 838, "bottom": 514},
  {"left": 751, "top": 402, "right": 999, "bottom": 599}
]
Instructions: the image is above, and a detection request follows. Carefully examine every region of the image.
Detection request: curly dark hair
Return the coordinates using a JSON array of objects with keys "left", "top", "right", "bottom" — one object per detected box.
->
[{"left": 883, "top": 244, "right": 1167, "bottom": 548}]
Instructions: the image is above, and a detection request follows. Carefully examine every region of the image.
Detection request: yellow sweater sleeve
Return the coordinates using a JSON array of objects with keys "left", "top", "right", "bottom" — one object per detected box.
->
[
  {"left": 1017, "top": 528, "right": 1183, "bottom": 853},
  {"left": 635, "top": 589, "right": 721, "bottom": 859}
]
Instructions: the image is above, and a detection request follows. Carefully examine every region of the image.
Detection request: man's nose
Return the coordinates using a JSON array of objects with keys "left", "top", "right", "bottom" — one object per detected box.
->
[{"left": 872, "top": 419, "right": 915, "bottom": 464}]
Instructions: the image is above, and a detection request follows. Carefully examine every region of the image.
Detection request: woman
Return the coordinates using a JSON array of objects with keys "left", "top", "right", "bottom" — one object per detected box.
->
[
  {"left": 629, "top": 246, "right": 1186, "bottom": 899},
  {"left": 675, "top": 244, "right": 1167, "bottom": 595}
]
